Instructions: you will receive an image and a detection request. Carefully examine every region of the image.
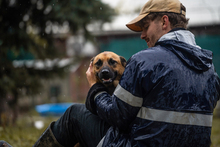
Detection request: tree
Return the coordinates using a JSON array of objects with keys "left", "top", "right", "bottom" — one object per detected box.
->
[{"left": 0, "top": 0, "right": 115, "bottom": 125}]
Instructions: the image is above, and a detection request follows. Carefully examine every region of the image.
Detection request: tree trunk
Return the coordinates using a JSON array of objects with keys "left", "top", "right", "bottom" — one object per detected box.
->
[
  {"left": 8, "top": 89, "right": 19, "bottom": 125},
  {"left": 0, "top": 97, "right": 7, "bottom": 126}
]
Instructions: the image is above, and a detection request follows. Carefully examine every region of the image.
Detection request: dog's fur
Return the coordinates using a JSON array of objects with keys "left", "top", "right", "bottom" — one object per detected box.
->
[{"left": 91, "top": 51, "right": 126, "bottom": 95}]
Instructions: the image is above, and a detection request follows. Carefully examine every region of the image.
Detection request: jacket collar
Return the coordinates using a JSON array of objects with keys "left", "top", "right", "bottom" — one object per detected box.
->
[{"left": 158, "top": 28, "right": 201, "bottom": 49}]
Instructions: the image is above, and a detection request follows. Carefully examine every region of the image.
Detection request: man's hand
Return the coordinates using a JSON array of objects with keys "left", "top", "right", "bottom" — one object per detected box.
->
[{"left": 86, "top": 62, "right": 96, "bottom": 87}]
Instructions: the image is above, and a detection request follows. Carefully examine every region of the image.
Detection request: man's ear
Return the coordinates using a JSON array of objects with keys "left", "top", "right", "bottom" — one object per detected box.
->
[
  {"left": 161, "top": 15, "right": 170, "bottom": 30},
  {"left": 120, "top": 56, "right": 127, "bottom": 67}
]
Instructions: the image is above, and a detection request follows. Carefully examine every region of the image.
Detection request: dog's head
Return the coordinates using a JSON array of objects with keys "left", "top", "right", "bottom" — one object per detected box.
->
[{"left": 91, "top": 51, "right": 126, "bottom": 90}]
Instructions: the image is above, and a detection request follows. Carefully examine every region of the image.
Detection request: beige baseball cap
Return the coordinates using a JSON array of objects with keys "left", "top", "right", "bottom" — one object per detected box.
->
[{"left": 126, "top": 0, "right": 186, "bottom": 32}]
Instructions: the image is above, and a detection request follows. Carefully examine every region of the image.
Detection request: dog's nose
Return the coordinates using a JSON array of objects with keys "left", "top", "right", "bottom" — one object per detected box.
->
[{"left": 101, "top": 69, "right": 109, "bottom": 75}]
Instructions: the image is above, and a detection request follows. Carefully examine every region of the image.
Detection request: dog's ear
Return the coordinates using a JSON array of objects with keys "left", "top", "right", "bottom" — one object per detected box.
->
[{"left": 120, "top": 56, "right": 127, "bottom": 67}]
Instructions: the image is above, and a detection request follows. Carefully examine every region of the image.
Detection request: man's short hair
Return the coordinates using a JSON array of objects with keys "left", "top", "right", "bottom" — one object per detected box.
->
[{"left": 141, "top": 12, "right": 189, "bottom": 29}]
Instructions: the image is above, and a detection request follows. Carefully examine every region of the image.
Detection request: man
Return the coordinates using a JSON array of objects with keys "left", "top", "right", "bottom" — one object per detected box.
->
[
  {"left": 22, "top": 0, "right": 220, "bottom": 146},
  {"left": 85, "top": 0, "right": 220, "bottom": 146}
]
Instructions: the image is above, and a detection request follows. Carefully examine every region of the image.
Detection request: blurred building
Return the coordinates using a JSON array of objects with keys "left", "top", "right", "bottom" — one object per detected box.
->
[
  {"left": 39, "top": 34, "right": 97, "bottom": 104},
  {"left": 15, "top": 33, "right": 98, "bottom": 108}
]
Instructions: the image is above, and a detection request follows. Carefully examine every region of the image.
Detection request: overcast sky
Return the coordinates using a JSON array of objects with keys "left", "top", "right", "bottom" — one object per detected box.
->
[{"left": 100, "top": 0, "right": 220, "bottom": 31}]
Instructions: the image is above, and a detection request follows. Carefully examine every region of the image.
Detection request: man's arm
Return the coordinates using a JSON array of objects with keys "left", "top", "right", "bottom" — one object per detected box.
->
[{"left": 85, "top": 55, "right": 148, "bottom": 131}]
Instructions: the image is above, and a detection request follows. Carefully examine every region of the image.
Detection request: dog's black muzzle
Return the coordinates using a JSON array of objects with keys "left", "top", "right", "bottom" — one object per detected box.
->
[{"left": 98, "top": 66, "right": 116, "bottom": 85}]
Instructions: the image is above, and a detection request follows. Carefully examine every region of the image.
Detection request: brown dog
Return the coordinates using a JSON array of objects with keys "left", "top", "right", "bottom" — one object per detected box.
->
[
  {"left": 74, "top": 52, "right": 126, "bottom": 147},
  {"left": 91, "top": 51, "right": 126, "bottom": 95}
]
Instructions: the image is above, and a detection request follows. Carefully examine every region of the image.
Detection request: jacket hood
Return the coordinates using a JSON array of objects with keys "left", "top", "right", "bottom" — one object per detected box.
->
[{"left": 156, "top": 30, "right": 213, "bottom": 71}]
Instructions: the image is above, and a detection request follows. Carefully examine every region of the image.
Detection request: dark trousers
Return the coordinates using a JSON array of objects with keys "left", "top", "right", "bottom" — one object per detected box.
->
[{"left": 52, "top": 103, "right": 110, "bottom": 147}]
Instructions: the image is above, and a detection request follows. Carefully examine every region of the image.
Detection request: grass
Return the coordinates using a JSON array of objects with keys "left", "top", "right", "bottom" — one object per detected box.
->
[
  {"left": 211, "top": 109, "right": 220, "bottom": 147},
  {"left": 0, "top": 110, "right": 220, "bottom": 147},
  {"left": 0, "top": 115, "right": 58, "bottom": 147}
]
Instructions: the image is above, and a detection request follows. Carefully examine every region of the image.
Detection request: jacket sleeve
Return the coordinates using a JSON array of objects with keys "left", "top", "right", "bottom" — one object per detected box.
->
[{"left": 85, "top": 83, "right": 108, "bottom": 115}]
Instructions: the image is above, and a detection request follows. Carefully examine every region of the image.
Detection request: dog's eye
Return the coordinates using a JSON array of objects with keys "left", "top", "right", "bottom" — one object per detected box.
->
[
  {"left": 95, "top": 59, "right": 102, "bottom": 67},
  {"left": 109, "top": 58, "right": 117, "bottom": 65}
]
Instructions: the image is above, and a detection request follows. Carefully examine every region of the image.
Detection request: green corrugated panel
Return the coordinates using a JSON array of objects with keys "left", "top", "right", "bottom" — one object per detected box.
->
[
  {"left": 100, "top": 35, "right": 220, "bottom": 75},
  {"left": 100, "top": 37, "right": 147, "bottom": 60},
  {"left": 195, "top": 35, "right": 220, "bottom": 75}
]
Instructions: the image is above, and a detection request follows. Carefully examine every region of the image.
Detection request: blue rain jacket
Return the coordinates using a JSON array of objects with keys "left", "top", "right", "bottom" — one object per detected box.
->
[{"left": 86, "top": 29, "right": 220, "bottom": 147}]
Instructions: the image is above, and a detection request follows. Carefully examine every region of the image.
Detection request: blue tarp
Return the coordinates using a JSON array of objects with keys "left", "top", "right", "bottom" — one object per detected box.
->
[{"left": 35, "top": 103, "right": 73, "bottom": 116}]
